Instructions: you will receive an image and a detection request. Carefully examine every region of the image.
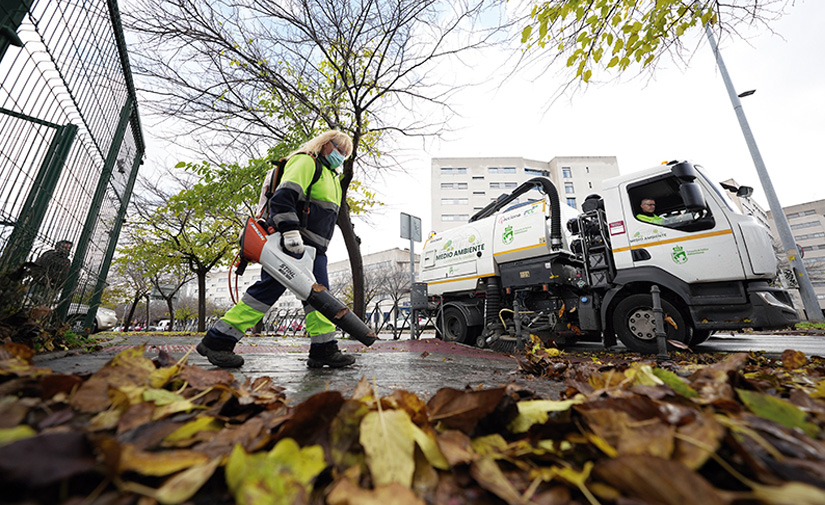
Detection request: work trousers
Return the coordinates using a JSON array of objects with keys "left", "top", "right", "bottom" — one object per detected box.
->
[{"left": 203, "top": 253, "right": 336, "bottom": 350}]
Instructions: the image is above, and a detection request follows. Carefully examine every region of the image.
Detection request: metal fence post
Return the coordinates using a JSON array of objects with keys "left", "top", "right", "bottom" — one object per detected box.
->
[
  {"left": 82, "top": 150, "right": 143, "bottom": 330},
  {"left": 57, "top": 97, "right": 134, "bottom": 324}
]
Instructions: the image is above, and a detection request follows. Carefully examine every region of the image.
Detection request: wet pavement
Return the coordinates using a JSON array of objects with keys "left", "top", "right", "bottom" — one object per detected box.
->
[{"left": 33, "top": 332, "right": 566, "bottom": 404}]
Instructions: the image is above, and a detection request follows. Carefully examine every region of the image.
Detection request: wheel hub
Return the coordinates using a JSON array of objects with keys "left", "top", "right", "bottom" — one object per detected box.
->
[{"left": 627, "top": 308, "right": 657, "bottom": 341}]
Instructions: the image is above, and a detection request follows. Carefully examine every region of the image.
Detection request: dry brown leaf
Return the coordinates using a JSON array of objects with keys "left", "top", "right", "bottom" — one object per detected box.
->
[
  {"left": 594, "top": 455, "right": 729, "bottom": 505},
  {"left": 436, "top": 430, "right": 478, "bottom": 466},
  {"left": 327, "top": 479, "right": 425, "bottom": 505},
  {"left": 781, "top": 349, "right": 808, "bottom": 370},
  {"left": 427, "top": 387, "right": 505, "bottom": 433}
]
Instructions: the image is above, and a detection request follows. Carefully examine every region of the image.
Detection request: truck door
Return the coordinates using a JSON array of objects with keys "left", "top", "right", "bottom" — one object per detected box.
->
[{"left": 619, "top": 171, "right": 745, "bottom": 283}]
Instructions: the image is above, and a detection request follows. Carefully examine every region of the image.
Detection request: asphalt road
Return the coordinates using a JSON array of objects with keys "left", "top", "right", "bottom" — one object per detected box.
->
[{"left": 563, "top": 331, "right": 825, "bottom": 357}]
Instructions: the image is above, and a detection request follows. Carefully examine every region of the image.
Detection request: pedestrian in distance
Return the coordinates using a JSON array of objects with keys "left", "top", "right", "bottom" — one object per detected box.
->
[
  {"left": 197, "top": 130, "right": 356, "bottom": 369},
  {"left": 29, "top": 240, "right": 72, "bottom": 305}
]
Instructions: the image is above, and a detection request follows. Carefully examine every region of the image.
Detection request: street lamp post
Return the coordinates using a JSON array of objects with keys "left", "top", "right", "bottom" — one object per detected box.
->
[{"left": 705, "top": 24, "right": 824, "bottom": 322}]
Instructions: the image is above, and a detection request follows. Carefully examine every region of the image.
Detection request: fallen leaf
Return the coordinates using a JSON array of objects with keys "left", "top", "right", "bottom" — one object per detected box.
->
[
  {"left": 781, "top": 349, "right": 808, "bottom": 370},
  {"left": 119, "top": 444, "right": 210, "bottom": 476},
  {"left": 360, "top": 409, "right": 416, "bottom": 486},
  {"left": 594, "top": 455, "right": 728, "bottom": 505},
  {"left": 328, "top": 479, "right": 425, "bottom": 505},
  {"left": 436, "top": 430, "right": 478, "bottom": 466},
  {"left": 0, "top": 425, "right": 36, "bottom": 446},
  {"left": 508, "top": 398, "right": 582, "bottom": 434},
  {"left": 737, "top": 388, "right": 820, "bottom": 438},
  {"left": 470, "top": 457, "right": 524, "bottom": 505},
  {"left": 428, "top": 387, "right": 505, "bottom": 433},
  {"left": 0, "top": 432, "right": 96, "bottom": 485}
]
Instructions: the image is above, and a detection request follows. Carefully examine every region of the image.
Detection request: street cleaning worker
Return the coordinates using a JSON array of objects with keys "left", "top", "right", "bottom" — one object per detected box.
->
[
  {"left": 197, "top": 130, "right": 356, "bottom": 369},
  {"left": 636, "top": 198, "right": 663, "bottom": 224}
]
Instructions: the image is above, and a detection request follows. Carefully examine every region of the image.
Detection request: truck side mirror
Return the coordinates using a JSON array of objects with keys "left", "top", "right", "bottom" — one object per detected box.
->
[
  {"left": 737, "top": 186, "right": 754, "bottom": 198},
  {"left": 670, "top": 161, "right": 698, "bottom": 182},
  {"left": 679, "top": 182, "right": 706, "bottom": 211}
]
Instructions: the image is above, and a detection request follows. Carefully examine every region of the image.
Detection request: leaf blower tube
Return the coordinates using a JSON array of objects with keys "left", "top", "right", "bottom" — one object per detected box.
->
[{"left": 240, "top": 218, "right": 377, "bottom": 346}]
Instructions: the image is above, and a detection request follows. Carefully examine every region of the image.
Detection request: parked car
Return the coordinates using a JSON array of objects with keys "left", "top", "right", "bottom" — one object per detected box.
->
[{"left": 66, "top": 304, "right": 118, "bottom": 334}]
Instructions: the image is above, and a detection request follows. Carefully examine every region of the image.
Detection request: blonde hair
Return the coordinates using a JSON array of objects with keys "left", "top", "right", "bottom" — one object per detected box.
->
[{"left": 289, "top": 130, "right": 353, "bottom": 159}]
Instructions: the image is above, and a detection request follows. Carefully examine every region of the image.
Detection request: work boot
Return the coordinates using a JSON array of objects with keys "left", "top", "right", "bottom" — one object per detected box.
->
[
  {"left": 196, "top": 341, "right": 244, "bottom": 368},
  {"left": 307, "top": 340, "right": 356, "bottom": 368}
]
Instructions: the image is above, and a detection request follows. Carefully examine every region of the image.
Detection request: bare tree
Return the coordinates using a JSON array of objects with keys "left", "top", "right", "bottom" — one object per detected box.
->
[{"left": 126, "top": 0, "right": 515, "bottom": 318}]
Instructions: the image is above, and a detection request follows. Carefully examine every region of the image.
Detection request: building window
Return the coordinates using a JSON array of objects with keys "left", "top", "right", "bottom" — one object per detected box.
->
[
  {"left": 490, "top": 182, "right": 500, "bottom": 189},
  {"left": 472, "top": 176, "right": 484, "bottom": 180},
  {"left": 441, "top": 198, "right": 468, "bottom": 205},
  {"left": 796, "top": 232, "right": 825, "bottom": 240},
  {"left": 488, "top": 167, "right": 516, "bottom": 174},
  {"left": 441, "top": 167, "right": 467, "bottom": 174},
  {"left": 525, "top": 168, "right": 547, "bottom": 176},
  {"left": 791, "top": 221, "right": 820, "bottom": 230},
  {"left": 488, "top": 167, "right": 499, "bottom": 174},
  {"left": 442, "top": 214, "right": 469, "bottom": 221},
  {"left": 566, "top": 198, "right": 576, "bottom": 209},
  {"left": 473, "top": 191, "right": 485, "bottom": 195},
  {"left": 441, "top": 182, "right": 468, "bottom": 190},
  {"left": 588, "top": 182, "right": 592, "bottom": 189},
  {"left": 788, "top": 209, "right": 817, "bottom": 219},
  {"left": 564, "top": 182, "right": 574, "bottom": 194},
  {"left": 562, "top": 167, "right": 572, "bottom": 178}
]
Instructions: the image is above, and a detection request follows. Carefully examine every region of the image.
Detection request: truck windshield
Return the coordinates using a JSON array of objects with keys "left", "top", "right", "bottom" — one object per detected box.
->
[{"left": 696, "top": 165, "right": 737, "bottom": 213}]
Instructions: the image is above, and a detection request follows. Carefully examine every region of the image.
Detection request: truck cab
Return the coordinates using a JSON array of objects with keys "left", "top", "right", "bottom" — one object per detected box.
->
[{"left": 598, "top": 161, "right": 798, "bottom": 349}]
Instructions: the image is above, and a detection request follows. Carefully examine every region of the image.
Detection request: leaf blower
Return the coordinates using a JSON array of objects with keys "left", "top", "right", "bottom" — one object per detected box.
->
[{"left": 238, "top": 217, "right": 377, "bottom": 346}]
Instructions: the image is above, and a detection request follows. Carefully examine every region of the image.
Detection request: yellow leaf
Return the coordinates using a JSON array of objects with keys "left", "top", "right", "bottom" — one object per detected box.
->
[
  {"left": 508, "top": 399, "right": 583, "bottom": 433},
  {"left": 409, "top": 424, "right": 449, "bottom": 470},
  {"left": 751, "top": 481, "right": 825, "bottom": 505},
  {"left": 149, "top": 365, "right": 181, "bottom": 388},
  {"left": 163, "top": 416, "right": 222, "bottom": 445},
  {"left": 0, "top": 425, "right": 36, "bottom": 446},
  {"left": 267, "top": 438, "right": 327, "bottom": 486},
  {"left": 471, "top": 434, "right": 509, "bottom": 459},
  {"left": 120, "top": 444, "right": 210, "bottom": 476},
  {"left": 360, "top": 409, "right": 416, "bottom": 487},
  {"left": 154, "top": 459, "right": 221, "bottom": 505}
]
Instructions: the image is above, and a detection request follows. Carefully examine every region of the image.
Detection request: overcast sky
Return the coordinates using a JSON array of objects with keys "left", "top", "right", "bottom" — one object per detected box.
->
[{"left": 328, "top": 0, "right": 825, "bottom": 263}]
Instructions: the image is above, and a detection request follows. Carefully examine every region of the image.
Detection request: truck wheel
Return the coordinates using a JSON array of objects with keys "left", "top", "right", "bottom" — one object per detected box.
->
[
  {"left": 690, "top": 329, "right": 712, "bottom": 346},
  {"left": 612, "top": 294, "right": 689, "bottom": 353},
  {"left": 438, "top": 307, "right": 468, "bottom": 343}
]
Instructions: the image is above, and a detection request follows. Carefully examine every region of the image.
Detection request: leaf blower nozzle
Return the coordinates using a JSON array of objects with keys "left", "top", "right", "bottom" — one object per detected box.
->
[{"left": 240, "top": 218, "right": 377, "bottom": 346}]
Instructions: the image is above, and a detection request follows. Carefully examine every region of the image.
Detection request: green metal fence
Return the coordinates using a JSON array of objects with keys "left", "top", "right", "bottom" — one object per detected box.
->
[{"left": 0, "top": 0, "right": 144, "bottom": 329}]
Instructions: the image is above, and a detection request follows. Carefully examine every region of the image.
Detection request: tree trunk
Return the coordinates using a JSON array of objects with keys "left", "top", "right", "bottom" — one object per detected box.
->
[
  {"left": 166, "top": 297, "right": 175, "bottom": 331},
  {"left": 197, "top": 271, "right": 207, "bottom": 331},
  {"left": 124, "top": 290, "right": 142, "bottom": 330},
  {"left": 337, "top": 201, "right": 365, "bottom": 319}
]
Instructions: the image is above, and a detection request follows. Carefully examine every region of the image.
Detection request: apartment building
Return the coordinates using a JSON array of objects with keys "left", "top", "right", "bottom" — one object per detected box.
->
[
  {"left": 769, "top": 199, "right": 825, "bottom": 311},
  {"left": 431, "top": 156, "right": 620, "bottom": 233}
]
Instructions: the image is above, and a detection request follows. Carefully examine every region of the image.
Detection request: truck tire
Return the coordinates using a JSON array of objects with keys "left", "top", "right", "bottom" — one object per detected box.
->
[
  {"left": 612, "top": 294, "right": 689, "bottom": 353},
  {"left": 690, "top": 329, "right": 712, "bottom": 346},
  {"left": 437, "top": 306, "right": 469, "bottom": 343}
]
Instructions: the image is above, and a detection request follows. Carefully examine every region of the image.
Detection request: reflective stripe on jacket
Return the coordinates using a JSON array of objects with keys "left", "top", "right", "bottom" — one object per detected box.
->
[{"left": 269, "top": 153, "right": 342, "bottom": 253}]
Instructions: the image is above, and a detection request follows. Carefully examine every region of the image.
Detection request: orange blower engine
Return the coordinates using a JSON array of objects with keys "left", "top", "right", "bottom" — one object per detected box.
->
[{"left": 238, "top": 218, "right": 377, "bottom": 346}]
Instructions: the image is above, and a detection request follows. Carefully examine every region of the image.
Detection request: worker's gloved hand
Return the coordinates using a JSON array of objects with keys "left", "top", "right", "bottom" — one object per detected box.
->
[{"left": 282, "top": 230, "right": 305, "bottom": 255}]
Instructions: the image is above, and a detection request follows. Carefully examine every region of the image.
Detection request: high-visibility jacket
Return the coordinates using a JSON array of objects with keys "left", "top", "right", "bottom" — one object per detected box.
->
[
  {"left": 269, "top": 154, "right": 342, "bottom": 253},
  {"left": 636, "top": 213, "right": 663, "bottom": 225}
]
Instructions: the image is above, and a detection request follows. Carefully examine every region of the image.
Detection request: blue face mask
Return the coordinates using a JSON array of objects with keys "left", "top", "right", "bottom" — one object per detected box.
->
[{"left": 326, "top": 148, "right": 346, "bottom": 169}]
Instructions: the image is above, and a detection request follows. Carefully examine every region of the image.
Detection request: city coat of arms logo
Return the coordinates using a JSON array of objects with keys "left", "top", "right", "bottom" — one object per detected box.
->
[
  {"left": 502, "top": 225, "right": 514, "bottom": 244},
  {"left": 672, "top": 245, "right": 688, "bottom": 264}
]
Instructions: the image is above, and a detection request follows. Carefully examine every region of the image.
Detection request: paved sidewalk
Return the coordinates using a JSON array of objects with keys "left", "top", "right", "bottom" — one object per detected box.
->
[{"left": 33, "top": 333, "right": 565, "bottom": 403}]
